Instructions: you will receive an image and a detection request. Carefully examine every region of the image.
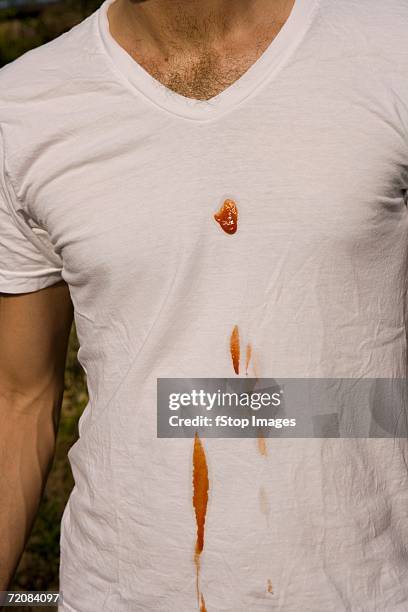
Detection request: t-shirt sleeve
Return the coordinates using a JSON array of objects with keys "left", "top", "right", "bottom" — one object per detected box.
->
[{"left": 0, "top": 131, "right": 63, "bottom": 294}]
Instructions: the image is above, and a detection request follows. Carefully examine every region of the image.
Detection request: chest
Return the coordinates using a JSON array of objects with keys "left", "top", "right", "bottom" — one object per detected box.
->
[
  {"left": 14, "top": 66, "right": 408, "bottom": 299},
  {"left": 34, "top": 112, "right": 407, "bottom": 281},
  {"left": 147, "top": 51, "right": 260, "bottom": 100},
  {"left": 128, "top": 29, "right": 284, "bottom": 100}
]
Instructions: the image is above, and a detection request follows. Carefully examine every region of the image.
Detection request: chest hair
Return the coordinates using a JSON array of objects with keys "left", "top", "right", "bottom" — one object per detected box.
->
[{"left": 129, "top": 26, "right": 284, "bottom": 100}]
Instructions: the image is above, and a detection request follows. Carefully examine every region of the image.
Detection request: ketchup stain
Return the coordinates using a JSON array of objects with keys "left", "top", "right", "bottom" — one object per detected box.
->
[
  {"left": 230, "top": 325, "right": 240, "bottom": 375},
  {"left": 214, "top": 199, "right": 238, "bottom": 234},
  {"left": 193, "top": 432, "right": 209, "bottom": 610}
]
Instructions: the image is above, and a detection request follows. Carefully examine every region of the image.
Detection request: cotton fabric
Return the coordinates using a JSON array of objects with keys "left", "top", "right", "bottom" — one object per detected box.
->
[{"left": 1, "top": 0, "right": 408, "bottom": 609}]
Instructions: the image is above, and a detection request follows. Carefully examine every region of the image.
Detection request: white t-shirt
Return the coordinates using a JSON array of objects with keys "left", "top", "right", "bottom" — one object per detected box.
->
[{"left": 1, "top": 0, "right": 408, "bottom": 609}]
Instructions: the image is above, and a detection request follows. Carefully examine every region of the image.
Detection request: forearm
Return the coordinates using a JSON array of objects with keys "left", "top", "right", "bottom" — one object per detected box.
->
[{"left": 0, "top": 390, "right": 59, "bottom": 590}]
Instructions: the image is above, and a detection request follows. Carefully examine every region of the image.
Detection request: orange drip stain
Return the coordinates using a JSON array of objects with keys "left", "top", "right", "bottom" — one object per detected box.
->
[
  {"left": 214, "top": 198, "right": 238, "bottom": 234},
  {"left": 193, "top": 432, "right": 209, "bottom": 556},
  {"left": 200, "top": 593, "right": 207, "bottom": 612},
  {"left": 193, "top": 432, "right": 209, "bottom": 609},
  {"left": 257, "top": 435, "right": 267, "bottom": 456},
  {"left": 230, "top": 325, "right": 240, "bottom": 375},
  {"left": 245, "top": 343, "right": 252, "bottom": 375},
  {"left": 267, "top": 579, "right": 273, "bottom": 594}
]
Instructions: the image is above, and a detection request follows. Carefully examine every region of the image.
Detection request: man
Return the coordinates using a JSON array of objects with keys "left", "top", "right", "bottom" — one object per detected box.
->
[{"left": 1, "top": 0, "right": 408, "bottom": 609}]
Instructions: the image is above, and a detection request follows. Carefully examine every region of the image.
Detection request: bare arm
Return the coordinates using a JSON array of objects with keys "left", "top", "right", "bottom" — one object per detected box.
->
[{"left": 0, "top": 280, "right": 74, "bottom": 589}]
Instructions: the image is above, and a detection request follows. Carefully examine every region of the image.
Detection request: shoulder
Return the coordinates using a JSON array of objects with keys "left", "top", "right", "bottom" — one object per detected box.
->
[
  {"left": 318, "top": 0, "right": 408, "bottom": 26},
  {"left": 317, "top": 0, "right": 408, "bottom": 55},
  {"left": 0, "top": 8, "right": 104, "bottom": 110},
  {"left": 0, "top": 6, "right": 116, "bottom": 198}
]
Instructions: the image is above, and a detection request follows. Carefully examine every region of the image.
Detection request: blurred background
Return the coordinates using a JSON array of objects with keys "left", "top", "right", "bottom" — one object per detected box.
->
[
  {"left": 0, "top": 0, "right": 100, "bottom": 67},
  {"left": 1, "top": 1, "right": 101, "bottom": 608}
]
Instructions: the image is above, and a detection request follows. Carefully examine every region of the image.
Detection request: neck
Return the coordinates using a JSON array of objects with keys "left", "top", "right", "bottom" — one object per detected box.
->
[{"left": 110, "top": 0, "right": 294, "bottom": 54}]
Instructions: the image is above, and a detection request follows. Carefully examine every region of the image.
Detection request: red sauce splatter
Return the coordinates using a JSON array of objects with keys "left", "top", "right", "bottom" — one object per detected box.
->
[
  {"left": 245, "top": 343, "right": 252, "bottom": 375},
  {"left": 267, "top": 579, "right": 273, "bottom": 594},
  {"left": 230, "top": 325, "right": 240, "bottom": 375},
  {"left": 193, "top": 432, "right": 209, "bottom": 556},
  {"left": 214, "top": 199, "right": 238, "bottom": 234},
  {"left": 193, "top": 432, "right": 209, "bottom": 609}
]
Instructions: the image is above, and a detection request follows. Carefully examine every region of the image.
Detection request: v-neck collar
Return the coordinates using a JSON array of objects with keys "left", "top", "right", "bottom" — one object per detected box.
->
[{"left": 97, "top": 0, "right": 320, "bottom": 122}]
